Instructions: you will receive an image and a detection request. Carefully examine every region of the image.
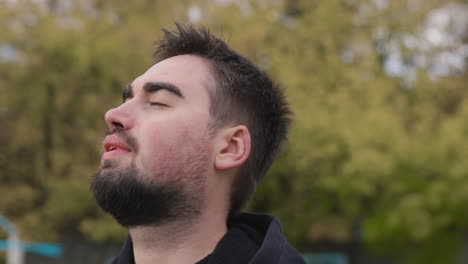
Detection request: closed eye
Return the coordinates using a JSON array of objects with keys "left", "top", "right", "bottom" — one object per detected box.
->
[{"left": 149, "top": 102, "right": 169, "bottom": 107}]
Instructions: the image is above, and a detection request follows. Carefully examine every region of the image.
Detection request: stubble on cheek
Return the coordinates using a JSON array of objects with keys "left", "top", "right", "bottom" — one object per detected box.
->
[{"left": 137, "top": 129, "right": 213, "bottom": 187}]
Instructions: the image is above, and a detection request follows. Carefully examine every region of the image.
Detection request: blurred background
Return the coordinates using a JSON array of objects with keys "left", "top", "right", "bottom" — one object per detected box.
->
[{"left": 0, "top": 0, "right": 467, "bottom": 263}]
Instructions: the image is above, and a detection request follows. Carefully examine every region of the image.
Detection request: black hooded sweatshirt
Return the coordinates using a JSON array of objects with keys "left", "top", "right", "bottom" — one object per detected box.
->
[{"left": 112, "top": 213, "right": 306, "bottom": 264}]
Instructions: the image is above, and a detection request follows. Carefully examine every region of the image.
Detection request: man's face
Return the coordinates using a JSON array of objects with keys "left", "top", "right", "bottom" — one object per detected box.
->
[{"left": 91, "top": 55, "right": 216, "bottom": 227}]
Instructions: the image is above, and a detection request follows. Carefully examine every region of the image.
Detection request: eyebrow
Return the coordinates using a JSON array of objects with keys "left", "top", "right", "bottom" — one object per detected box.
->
[
  {"left": 144, "top": 81, "right": 184, "bottom": 98},
  {"left": 122, "top": 84, "right": 133, "bottom": 102},
  {"left": 122, "top": 81, "right": 184, "bottom": 102}
]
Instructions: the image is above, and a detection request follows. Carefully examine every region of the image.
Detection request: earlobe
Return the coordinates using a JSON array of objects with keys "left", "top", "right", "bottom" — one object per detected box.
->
[{"left": 214, "top": 125, "right": 251, "bottom": 171}]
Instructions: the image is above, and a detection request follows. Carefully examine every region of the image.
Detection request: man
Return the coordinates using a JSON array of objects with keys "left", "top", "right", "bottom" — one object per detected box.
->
[{"left": 91, "top": 23, "right": 306, "bottom": 264}]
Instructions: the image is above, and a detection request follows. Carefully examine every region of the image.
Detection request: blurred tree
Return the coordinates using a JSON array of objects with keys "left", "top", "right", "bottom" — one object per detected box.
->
[
  {"left": 0, "top": 0, "right": 467, "bottom": 263},
  {"left": 194, "top": 0, "right": 468, "bottom": 263},
  {"left": 0, "top": 0, "right": 189, "bottom": 242}
]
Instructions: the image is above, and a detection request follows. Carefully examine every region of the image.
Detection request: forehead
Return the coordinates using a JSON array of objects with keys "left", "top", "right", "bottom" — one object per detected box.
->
[{"left": 132, "top": 55, "right": 214, "bottom": 99}]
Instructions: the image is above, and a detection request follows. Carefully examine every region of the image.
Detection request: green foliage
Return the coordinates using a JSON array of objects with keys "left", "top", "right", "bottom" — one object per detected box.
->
[
  {"left": 1, "top": 0, "right": 467, "bottom": 263},
  {"left": 0, "top": 0, "right": 178, "bottom": 242}
]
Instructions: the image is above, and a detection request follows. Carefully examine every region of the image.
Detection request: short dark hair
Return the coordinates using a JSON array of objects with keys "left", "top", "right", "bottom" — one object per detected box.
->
[{"left": 153, "top": 23, "right": 291, "bottom": 216}]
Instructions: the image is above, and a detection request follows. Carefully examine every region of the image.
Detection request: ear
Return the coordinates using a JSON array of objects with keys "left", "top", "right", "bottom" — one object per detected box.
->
[{"left": 214, "top": 125, "right": 251, "bottom": 171}]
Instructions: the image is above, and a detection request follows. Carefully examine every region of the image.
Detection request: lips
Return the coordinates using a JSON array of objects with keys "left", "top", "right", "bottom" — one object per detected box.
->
[
  {"left": 102, "top": 135, "right": 132, "bottom": 160},
  {"left": 104, "top": 141, "right": 131, "bottom": 152}
]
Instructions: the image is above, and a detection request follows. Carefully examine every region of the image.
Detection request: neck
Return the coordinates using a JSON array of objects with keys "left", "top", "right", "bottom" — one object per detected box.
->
[{"left": 129, "top": 212, "right": 227, "bottom": 264}]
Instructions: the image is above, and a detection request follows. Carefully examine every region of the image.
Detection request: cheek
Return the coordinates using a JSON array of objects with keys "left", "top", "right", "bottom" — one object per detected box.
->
[
  {"left": 136, "top": 122, "right": 213, "bottom": 180},
  {"left": 137, "top": 133, "right": 179, "bottom": 176}
]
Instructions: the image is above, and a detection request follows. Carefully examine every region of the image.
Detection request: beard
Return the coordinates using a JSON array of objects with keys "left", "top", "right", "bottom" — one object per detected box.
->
[{"left": 90, "top": 130, "right": 209, "bottom": 227}]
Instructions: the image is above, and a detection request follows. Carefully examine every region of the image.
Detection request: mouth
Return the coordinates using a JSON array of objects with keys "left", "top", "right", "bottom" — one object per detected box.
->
[
  {"left": 102, "top": 136, "right": 132, "bottom": 160},
  {"left": 104, "top": 143, "right": 130, "bottom": 152}
]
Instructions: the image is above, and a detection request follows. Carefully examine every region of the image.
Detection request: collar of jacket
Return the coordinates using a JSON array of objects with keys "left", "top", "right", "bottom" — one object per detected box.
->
[{"left": 112, "top": 212, "right": 306, "bottom": 264}]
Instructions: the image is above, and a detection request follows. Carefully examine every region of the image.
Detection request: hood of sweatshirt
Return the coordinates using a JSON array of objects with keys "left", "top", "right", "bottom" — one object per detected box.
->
[{"left": 235, "top": 213, "right": 306, "bottom": 264}]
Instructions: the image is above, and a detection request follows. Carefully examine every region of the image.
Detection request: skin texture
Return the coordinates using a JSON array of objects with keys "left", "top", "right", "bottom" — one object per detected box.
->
[
  {"left": 103, "top": 56, "right": 214, "bottom": 178},
  {"left": 94, "top": 55, "right": 251, "bottom": 264}
]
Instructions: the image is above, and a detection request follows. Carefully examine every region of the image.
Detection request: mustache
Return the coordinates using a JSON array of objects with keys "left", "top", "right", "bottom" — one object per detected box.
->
[{"left": 105, "top": 127, "right": 139, "bottom": 153}]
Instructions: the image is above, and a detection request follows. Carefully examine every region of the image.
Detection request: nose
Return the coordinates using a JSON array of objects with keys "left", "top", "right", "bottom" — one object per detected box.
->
[{"left": 104, "top": 103, "right": 134, "bottom": 131}]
